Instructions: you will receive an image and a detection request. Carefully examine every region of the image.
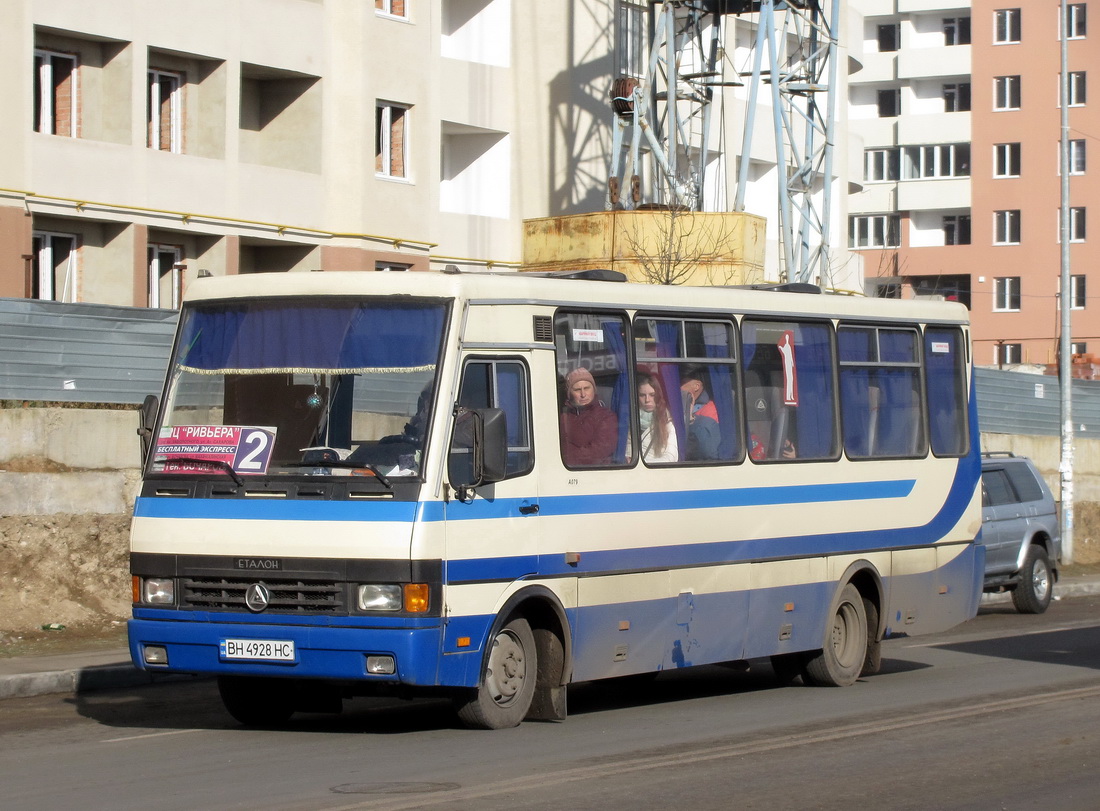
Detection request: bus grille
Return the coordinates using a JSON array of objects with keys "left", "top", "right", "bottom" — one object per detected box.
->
[{"left": 181, "top": 577, "right": 344, "bottom": 613}]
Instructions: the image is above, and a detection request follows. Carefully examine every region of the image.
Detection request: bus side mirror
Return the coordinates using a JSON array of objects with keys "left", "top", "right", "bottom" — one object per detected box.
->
[
  {"left": 137, "top": 394, "right": 159, "bottom": 464},
  {"left": 478, "top": 408, "right": 508, "bottom": 484},
  {"left": 448, "top": 407, "right": 507, "bottom": 501}
]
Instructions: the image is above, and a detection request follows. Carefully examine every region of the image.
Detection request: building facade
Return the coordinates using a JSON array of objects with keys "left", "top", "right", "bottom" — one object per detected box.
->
[
  {"left": 1, "top": 1, "right": 863, "bottom": 314},
  {"left": 849, "top": 0, "right": 1098, "bottom": 368}
]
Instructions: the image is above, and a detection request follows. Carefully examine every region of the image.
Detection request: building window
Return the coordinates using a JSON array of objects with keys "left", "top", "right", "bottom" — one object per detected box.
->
[
  {"left": 994, "top": 76, "right": 1021, "bottom": 110},
  {"left": 877, "top": 88, "right": 900, "bottom": 118},
  {"left": 878, "top": 23, "right": 900, "bottom": 52},
  {"left": 994, "top": 278, "right": 1021, "bottom": 311},
  {"left": 997, "top": 343, "right": 1022, "bottom": 364},
  {"left": 1070, "top": 275, "right": 1087, "bottom": 309},
  {"left": 376, "top": 0, "right": 407, "bottom": 19},
  {"left": 148, "top": 244, "right": 182, "bottom": 309},
  {"left": 1064, "top": 3, "right": 1087, "bottom": 38},
  {"left": 994, "top": 143, "right": 1022, "bottom": 177},
  {"left": 944, "top": 17, "right": 971, "bottom": 45},
  {"left": 944, "top": 82, "right": 972, "bottom": 112},
  {"left": 994, "top": 210, "right": 1021, "bottom": 245},
  {"left": 865, "top": 148, "right": 899, "bottom": 182},
  {"left": 376, "top": 102, "right": 409, "bottom": 179},
  {"left": 994, "top": 9, "right": 1022, "bottom": 43},
  {"left": 375, "top": 261, "right": 411, "bottom": 271},
  {"left": 1060, "top": 207, "right": 1087, "bottom": 242},
  {"left": 849, "top": 215, "right": 900, "bottom": 249},
  {"left": 33, "top": 49, "right": 77, "bottom": 137},
  {"left": 1069, "top": 139, "right": 1087, "bottom": 174},
  {"left": 619, "top": 0, "right": 647, "bottom": 78},
  {"left": 147, "top": 69, "right": 182, "bottom": 152},
  {"left": 1065, "top": 71, "right": 1087, "bottom": 106},
  {"left": 1072, "top": 341, "right": 1088, "bottom": 354},
  {"left": 944, "top": 215, "right": 972, "bottom": 245},
  {"left": 901, "top": 144, "right": 970, "bottom": 179},
  {"left": 32, "top": 231, "right": 78, "bottom": 302}
]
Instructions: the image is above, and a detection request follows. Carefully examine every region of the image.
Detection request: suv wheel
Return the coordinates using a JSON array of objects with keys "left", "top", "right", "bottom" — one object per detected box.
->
[{"left": 1012, "top": 546, "right": 1053, "bottom": 615}]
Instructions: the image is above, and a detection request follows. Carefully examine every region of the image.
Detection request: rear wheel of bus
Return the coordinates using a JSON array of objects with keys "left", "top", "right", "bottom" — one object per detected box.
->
[
  {"left": 455, "top": 616, "right": 537, "bottom": 729},
  {"left": 802, "top": 583, "right": 868, "bottom": 687}
]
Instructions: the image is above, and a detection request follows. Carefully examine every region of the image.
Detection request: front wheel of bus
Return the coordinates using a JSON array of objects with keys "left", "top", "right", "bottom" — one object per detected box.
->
[
  {"left": 218, "top": 676, "right": 296, "bottom": 727},
  {"left": 803, "top": 584, "right": 867, "bottom": 687},
  {"left": 455, "top": 617, "right": 537, "bottom": 730}
]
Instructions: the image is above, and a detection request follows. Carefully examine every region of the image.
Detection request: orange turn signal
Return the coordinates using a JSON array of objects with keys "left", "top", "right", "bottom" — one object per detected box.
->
[
  {"left": 132, "top": 576, "right": 141, "bottom": 604},
  {"left": 404, "top": 583, "right": 430, "bottom": 613}
]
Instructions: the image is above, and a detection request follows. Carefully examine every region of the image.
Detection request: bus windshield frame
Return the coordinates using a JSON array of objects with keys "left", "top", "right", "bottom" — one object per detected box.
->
[{"left": 148, "top": 295, "right": 451, "bottom": 481}]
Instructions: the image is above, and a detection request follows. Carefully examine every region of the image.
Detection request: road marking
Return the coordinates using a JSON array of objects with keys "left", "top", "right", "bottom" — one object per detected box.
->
[
  {"left": 325, "top": 683, "right": 1100, "bottom": 810},
  {"left": 102, "top": 728, "right": 203, "bottom": 744}
]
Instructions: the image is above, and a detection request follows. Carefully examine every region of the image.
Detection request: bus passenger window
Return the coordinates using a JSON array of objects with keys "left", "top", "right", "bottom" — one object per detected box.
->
[
  {"left": 554, "top": 313, "right": 632, "bottom": 469},
  {"left": 925, "top": 327, "right": 969, "bottom": 457},
  {"left": 634, "top": 317, "right": 739, "bottom": 464},
  {"left": 839, "top": 326, "right": 926, "bottom": 460},
  {"left": 743, "top": 320, "right": 838, "bottom": 461}
]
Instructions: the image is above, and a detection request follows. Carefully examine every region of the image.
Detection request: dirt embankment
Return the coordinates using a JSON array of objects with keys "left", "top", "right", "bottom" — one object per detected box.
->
[{"left": 0, "top": 515, "right": 131, "bottom": 638}]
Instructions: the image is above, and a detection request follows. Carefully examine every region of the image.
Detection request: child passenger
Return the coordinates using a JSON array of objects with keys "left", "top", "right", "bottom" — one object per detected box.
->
[{"left": 637, "top": 372, "right": 678, "bottom": 463}]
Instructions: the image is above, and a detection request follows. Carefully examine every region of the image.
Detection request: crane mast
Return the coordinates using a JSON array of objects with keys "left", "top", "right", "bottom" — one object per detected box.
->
[{"left": 607, "top": 0, "right": 840, "bottom": 287}]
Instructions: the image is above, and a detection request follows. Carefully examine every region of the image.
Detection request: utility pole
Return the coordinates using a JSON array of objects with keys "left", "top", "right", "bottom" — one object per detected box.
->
[{"left": 1059, "top": 0, "right": 1075, "bottom": 563}]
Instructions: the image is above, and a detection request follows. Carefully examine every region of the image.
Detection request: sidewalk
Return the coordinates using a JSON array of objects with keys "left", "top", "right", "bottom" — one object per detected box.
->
[{"left": 3, "top": 573, "right": 1099, "bottom": 701}]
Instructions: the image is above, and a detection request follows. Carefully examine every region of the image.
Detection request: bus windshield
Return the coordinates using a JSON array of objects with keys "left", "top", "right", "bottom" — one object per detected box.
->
[{"left": 150, "top": 296, "right": 449, "bottom": 479}]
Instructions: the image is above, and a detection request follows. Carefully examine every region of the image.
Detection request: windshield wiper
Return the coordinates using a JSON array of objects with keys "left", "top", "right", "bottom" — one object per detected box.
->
[
  {"left": 283, "top": 460, "right": 393, "bottom": 488},
  {"left": 154, "top": 456, "right": 245, "bottom": 487}
]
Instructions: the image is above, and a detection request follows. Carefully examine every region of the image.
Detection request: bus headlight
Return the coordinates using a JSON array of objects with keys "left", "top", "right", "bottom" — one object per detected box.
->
[
  {"left": 141, "top": 578, "right": 175, "bottom": 605},
  {"left": 357, "top": 584, "right": 402, "bottom": 611}
]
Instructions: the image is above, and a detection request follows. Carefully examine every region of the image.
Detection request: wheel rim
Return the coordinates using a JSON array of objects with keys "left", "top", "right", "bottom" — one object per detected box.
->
[
  {"left": 485, "top": 629, "right": 527, "bottom": 707},
  {"left": 1032, "top": 558, "right": 1051, "bottom": 601},
  {"left": 830, "top": 601, "right": 861, "bottom": 668}
]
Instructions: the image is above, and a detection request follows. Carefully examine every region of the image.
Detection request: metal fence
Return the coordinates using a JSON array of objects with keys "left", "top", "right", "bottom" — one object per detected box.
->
[
  {"left": 975, "top": 367, "right": 1100, "bottom": 440},
  {"left": 0, "top": 298, "right": 177, "bottom": 404},
  {"left": 3, "top": 297, "right": 1100, "bottom": 437}
]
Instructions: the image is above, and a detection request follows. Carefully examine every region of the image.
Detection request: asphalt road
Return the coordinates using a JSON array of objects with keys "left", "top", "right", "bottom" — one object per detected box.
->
[{"left": 3, "top": 596, "right": 1100, "bottom": 810}]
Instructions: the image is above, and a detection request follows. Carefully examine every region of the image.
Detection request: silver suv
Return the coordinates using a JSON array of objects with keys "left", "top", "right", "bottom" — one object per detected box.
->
[{"left": 980, "top": 452, "right": 1062, "bottom": 614}]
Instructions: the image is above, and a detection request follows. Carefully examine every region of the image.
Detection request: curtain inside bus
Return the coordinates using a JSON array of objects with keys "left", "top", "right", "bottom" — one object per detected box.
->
[{"left": 176, "top": 301, "right": 446, "bottom": 374}]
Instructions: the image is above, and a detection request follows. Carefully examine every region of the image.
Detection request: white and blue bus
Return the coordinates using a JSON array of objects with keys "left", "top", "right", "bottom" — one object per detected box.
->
[{"left": 129, "top": 269, "right": 982, "bottom": 729}]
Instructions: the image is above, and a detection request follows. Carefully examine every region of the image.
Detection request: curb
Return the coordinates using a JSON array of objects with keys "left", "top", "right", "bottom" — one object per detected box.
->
[{"left": 0, "top": 663, "right": 161, "bottom": 701}]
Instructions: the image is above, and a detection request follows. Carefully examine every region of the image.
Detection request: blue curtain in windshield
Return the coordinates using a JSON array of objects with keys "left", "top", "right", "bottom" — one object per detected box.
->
[{"left": 177, "top": 302, "right": 447, "bottom": 373}]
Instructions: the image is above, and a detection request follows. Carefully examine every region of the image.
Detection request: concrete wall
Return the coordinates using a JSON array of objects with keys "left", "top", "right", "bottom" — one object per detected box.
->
[
  {"left": 981, "top": 432, "right": 1100, "bottom": 503},
  {"left": 2, "top": 408, "right": 1097, "bottom": 517},
  {"left": 0, "top": 408, "right": 142, "bottom": 516}
]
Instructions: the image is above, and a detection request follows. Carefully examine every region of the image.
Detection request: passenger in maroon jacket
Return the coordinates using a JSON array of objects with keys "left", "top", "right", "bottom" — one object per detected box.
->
[{"left": 559, "top": 367, "right": 618, "bottom": 467}]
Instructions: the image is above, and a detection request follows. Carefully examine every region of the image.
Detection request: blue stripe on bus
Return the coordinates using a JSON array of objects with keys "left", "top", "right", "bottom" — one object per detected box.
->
[{"left": 133, "top": 478, "right": 915, "bottom": 523}]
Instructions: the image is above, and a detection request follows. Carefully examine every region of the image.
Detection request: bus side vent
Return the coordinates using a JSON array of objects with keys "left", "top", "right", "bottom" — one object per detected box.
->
[{"left": 533, "top": 316, "right": 554, "bottom": 342}]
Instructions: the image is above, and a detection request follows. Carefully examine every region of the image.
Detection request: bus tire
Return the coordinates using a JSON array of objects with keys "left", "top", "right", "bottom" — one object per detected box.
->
[
  {"left": 1011, "top": 546, "right": 1053, "bottom": 614},
  {"left": 217, "top": 676, "right": 296, "bottom": 727},
  {"left": 803, "top": 584, "right": 867, "bottom": 687},
  {"left": 861, "top": 596, "right": 882, "bottom": 677},
  {"left": 455, "top": 616, "right": 537, "bottom": 729},
  {"left": 770, "top": 652, "right": 809, "bottom": 685}
]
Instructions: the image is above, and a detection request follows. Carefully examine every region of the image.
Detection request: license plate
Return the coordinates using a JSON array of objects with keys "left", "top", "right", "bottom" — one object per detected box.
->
[{"left": 220, "top": 638, "right": 296, "bottom": 662}]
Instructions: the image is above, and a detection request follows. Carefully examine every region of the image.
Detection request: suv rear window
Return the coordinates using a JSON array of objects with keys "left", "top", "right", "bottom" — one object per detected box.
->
[{"left": 982, "top": 468, "right": 1015, "bottom": 506}]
